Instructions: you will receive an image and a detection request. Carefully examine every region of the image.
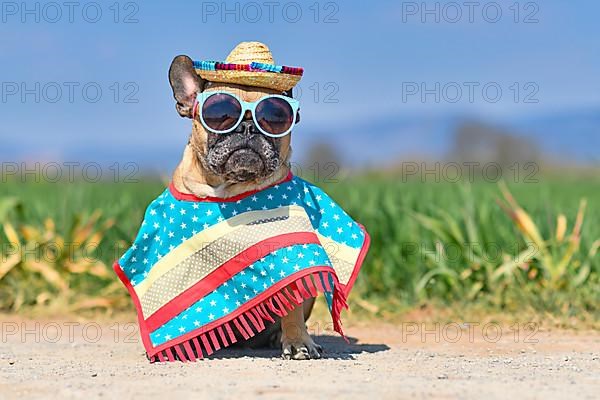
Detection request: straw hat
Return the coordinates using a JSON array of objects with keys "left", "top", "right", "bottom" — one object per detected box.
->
[{"left": 194, "top": 41, "right": 303, "bottom": 92}]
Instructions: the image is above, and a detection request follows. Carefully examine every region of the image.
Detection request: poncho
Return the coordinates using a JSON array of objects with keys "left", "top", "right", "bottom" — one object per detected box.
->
[{"left": 114, "top": 173, "right": 370, "bottom": 362}]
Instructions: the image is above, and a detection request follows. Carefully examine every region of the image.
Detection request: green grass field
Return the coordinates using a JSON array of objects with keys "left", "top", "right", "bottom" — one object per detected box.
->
[{"left": 1, "top": 172, "right": 599, "bottom": 324}]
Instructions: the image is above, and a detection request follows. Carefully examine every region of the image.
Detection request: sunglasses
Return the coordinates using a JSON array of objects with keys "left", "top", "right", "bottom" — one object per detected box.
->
[{"left": 194, "top": 91, "right": 300, "bottom": 138}]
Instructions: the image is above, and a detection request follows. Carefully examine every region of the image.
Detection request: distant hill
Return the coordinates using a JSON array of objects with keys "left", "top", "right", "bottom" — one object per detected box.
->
[
  {"left": 298, "top": 109, "right": 600, "bottom": 168},
  {"left": 511, "top": 109, "right": 600, "bottom": 165}
]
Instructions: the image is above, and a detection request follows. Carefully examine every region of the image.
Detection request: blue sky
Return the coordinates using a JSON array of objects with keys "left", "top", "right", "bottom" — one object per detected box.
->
[{"left": 1, "top": 0, "right": 599, "bottom": 170}]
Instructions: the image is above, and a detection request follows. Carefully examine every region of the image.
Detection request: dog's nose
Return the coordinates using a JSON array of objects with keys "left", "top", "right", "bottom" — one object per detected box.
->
[{"left": 235, "top": 120, "right": 257, "bottom": 136}]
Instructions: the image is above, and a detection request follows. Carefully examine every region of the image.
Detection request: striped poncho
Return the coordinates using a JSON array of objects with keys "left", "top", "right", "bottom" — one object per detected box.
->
[{"left": 114, "top": 173, "right": 370, "bottom": 362}]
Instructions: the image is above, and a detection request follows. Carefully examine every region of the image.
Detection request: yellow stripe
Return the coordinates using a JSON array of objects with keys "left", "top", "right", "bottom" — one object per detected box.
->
[
  {"left": 133, "top": 205, "right": 308, "bottom": 297},
  {"left": 316, "top": 233, "right": 361, "bottom": 266},
  {"left": 138, "top": 213, "right": 315, "bottom": 317}
]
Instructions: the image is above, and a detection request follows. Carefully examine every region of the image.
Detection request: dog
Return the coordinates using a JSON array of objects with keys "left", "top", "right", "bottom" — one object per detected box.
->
[
  {"left": 113, "top": 42, "right": 368, "bottom": 363},
  {"left": 167, "top": 55, "right": 322, "bottom": 360}
]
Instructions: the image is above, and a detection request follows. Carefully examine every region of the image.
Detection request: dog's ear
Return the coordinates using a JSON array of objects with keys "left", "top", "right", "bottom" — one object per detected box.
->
[{"left": 169, "top": 55, "right": 206, "bottom": 118}]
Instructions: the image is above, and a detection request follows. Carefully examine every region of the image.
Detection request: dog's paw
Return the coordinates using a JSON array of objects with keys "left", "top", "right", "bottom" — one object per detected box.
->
[{"left": 281, "top": 333, "right": 323, "bottom": 360}]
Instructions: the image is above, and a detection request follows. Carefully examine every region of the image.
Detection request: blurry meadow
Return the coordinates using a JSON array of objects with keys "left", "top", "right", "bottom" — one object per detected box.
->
[
  {"left": 1, "top": 169, "right": 599, "bottom": 326},
  {"left": 3, "top": 1, "right": 600, "bottom": 331}
]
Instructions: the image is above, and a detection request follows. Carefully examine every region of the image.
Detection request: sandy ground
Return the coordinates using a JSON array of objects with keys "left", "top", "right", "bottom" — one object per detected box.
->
[{"left": 1, "top": 316, "right": 599, "bottom": 400}]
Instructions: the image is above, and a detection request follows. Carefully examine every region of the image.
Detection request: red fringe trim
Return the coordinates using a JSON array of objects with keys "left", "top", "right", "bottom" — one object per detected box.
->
[
  {"left": 304, "top": 276, "right": 318, "bottom": 297},
  {"left": 165, "top": 347, "right": 175, "bottom": 362},
  {"left": 225, "top": 323, "right": 237, "bottom": 344},
  {"left": 217, "top": 326, "right": 227, "bottom": 346},
  {"left": 148, "top": 271, "right": 347, "bottom": 363},
  {"left": 201, "top": 334, "right": 213, "bottom": 355},
  {"left": 287, "top": 284, "right": 303, "bottom": 303},
  {"left": 192, "top": 337, "right": 203, "bottom": 359},
  {"left": 270, "top": 296, "right": 285, "bottom": 317},
  {"left": 183, "top": 342, "right": 196, "bottom": 362},
  {"left": 233, "top": 318, "right": 249, "bottom": 340},
  {"left": 209, "top": 330, "right": 221, "bottom": 351}
]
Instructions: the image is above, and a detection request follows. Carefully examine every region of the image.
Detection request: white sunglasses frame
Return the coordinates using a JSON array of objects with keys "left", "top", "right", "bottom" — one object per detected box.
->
[{"left": 195, "top": 90, "right": 300, "bottom": 138}]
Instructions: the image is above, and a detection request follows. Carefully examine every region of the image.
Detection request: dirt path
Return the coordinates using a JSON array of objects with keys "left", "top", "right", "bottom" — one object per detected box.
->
[{"left": 1, "top": 317, "right": 599, "bottom": 399}]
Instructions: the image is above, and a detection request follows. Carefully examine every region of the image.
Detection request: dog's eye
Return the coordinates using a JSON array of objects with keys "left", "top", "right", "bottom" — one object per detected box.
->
[
  {"left": 202, "top": 94, "right": 242, "bottom": 132},
  {"left": 255, "top": 98, "right": 294, "bottom": 135}
]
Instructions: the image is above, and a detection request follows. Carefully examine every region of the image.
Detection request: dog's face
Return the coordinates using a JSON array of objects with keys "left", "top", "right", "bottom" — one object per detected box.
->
[
  {"left": 168, "top": 56, "right": 292, "bottom": 185},
  {"left": 201, "top": 83, "right": 291, "bottom": 183}
]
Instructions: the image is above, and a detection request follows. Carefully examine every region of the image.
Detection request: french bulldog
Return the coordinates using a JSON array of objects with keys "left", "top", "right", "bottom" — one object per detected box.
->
[{"left": 168, "top": 55, "right": 322, "bottom": 360}]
